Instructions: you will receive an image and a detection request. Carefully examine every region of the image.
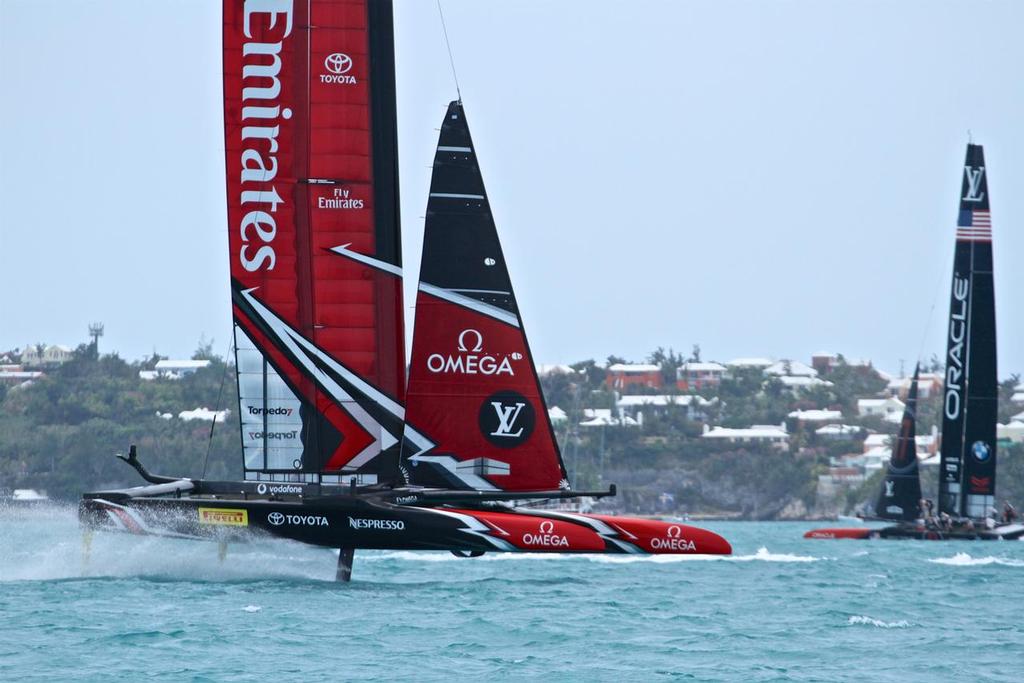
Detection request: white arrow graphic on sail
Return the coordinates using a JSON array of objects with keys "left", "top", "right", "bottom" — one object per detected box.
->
[{"left": 242, "top": 288, "right": 432, "bottom": 468}]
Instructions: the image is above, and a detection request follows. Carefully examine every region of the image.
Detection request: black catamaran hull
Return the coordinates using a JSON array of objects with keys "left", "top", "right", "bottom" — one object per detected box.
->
[
  {"left": 804, "top": 524, "right": 1024, "bottom": 541},
  {"left": 79, "top": 488, "right": 732, "bottom": 556}
]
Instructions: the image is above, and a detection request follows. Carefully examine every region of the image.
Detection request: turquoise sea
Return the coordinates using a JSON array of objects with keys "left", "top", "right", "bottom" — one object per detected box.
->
[{"left": 1, "top": 504, "right": 1022, "bottom": 682}]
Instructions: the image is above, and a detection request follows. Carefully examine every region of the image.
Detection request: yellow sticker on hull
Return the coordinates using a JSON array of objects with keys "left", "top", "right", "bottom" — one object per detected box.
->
[{"left": 198, "top": 507, "right": 249, "bottom": 526}]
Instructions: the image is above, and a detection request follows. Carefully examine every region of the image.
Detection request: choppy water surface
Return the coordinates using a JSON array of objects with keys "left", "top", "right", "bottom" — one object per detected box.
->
[{"left": 1, "top": 505, "right": 1022, "bottom": 681}]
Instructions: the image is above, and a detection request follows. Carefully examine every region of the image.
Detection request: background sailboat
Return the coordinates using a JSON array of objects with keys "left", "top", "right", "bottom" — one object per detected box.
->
[{"left": 806, "top": 143, "right": 1022, "bottom": 541}]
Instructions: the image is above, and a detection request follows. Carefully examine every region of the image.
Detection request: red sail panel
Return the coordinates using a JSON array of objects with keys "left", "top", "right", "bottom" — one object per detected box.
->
[
  {"left": 400, "top": 102, "right": 569, "bottom": 492},
  {"left": 224, "top": 0, "right": 405, "bottom": 482}
]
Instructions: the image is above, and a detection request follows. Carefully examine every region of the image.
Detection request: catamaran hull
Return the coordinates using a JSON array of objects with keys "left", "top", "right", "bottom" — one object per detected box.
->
[
  {"left": 804, "top": 524, "right": 1024, "bottom": 541},
  {"left": 79, "top": 496, "right": 732, "bottom": 555}
]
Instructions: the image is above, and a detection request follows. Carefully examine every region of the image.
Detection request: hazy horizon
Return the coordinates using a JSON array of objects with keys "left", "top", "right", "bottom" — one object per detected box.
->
[{"left": 2, "top": 0, "right": 1022, "bottom": 378}]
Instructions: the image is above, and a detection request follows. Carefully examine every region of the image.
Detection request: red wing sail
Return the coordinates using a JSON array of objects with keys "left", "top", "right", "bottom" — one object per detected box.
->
[
  {"left": 400, "top": 101, "right": 569, "bottom": 492},
  {"left": 223, "top": 0, "right": 406, "bottom": 484}
]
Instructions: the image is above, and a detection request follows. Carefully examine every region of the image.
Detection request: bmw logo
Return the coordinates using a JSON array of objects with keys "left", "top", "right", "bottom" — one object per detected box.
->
[
  {"left": 268, "top": 512, "right": 285, "bottom": 526},
  {"left": 971, "top": 440, "right": 991, "bottom": 462}
]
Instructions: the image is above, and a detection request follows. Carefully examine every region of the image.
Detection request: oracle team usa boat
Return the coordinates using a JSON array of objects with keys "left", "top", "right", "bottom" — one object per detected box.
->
[
  {"left": 78, "top": 0, "right": 731, "bottom": 580},
  {"left": 806, "top": 144, "right": 1023, "bottom": 541}
]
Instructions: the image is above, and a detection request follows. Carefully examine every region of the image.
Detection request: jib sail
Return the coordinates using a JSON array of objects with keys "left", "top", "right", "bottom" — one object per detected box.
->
[
  {"left": 223, "top": 0, "right": 406, "bottom": 484},
  {"left": 938, "top": 143, "right": 998, "bottom": 518},
  {"left": 875, "top": 366, "right": 922, "bottom": 521},
  {"left": 399, "top": 101, "right": 570, "bottom": 492}
]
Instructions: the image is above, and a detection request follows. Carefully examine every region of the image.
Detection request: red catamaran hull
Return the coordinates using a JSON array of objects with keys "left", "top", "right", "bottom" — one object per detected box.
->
[
  {"left": 803, "top": 524, "right": 1024, "bottom": 541},
  {"left": 79, "top": 496, "right": 731, "bottom": 555}
]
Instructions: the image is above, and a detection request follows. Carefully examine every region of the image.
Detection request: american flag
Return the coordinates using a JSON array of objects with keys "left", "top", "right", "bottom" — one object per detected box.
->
[{"left": 956, "top": 209, "right": 992, "bottom": 241}]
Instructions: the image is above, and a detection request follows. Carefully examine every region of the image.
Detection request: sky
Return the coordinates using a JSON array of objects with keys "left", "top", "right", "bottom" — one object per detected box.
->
[{"left": 1, "top": 0, "right": 1022, "bottom": 378}]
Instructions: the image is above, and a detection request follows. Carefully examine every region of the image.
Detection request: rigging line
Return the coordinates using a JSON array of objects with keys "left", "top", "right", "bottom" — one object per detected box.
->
[
  {"left": 202, "top": 341, "right": 234, "bottom": 479},
  {"left": 436, "top": 0, "right": 462, "bottom": 101},
  {"left": 916, "top": 222, "right": 958, "bottom": 370}
]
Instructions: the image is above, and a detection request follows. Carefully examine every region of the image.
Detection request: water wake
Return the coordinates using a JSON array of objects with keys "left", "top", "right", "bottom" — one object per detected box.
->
[
  {"left": 363, "top": 546, "right": 825, "bottom": 564},
  {"left": 928, "top": 552, "right": 1024, "bottom": 567},
  {"left": 848, "top": 615, "right": 912, "bottom": 629}
]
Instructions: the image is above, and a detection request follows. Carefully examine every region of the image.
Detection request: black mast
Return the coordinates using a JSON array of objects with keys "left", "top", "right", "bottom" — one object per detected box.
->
[{"left": 938, "top": 143, "right": 998, "bottom": 518}]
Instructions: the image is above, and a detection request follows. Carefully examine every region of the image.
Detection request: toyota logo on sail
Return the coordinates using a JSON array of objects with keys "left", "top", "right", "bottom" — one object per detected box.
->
[
  {"left": 321, "top": 53, "right": 357, "bottom": 85},
  {"left": 268, "top": 512, "right": 285, "bottom": 526},
  {"left": 324, "top": 53, "right": 352, "bottom": 74}
]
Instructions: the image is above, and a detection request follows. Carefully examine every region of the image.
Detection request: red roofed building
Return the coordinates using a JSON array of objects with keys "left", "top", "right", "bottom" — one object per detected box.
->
[{"left": 605, "top": 363, "right": 663, "bottom": 391}]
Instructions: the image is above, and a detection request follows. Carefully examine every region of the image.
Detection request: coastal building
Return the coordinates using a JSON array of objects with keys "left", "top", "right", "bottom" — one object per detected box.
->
[
  {"left": 997, "top": 421, "right": 1024, "bottom": 444},
  {"left": 857, "top": 396, "right": 905, "bottom": 422},
  {"left": 139, "top": 359, "right": 212, "bottom": 381},
  {"left": 887, "top": 372, "right": 943, "bottom": 399},
  {"left": 605, "top": 363, "right": 662, "bottom": 391},
  {"left": 537, "top": 364, "right": 578, "bottom": 377},
  {"left": 20, "top": 344, "right": 73, "bottom": 368},
  {"left": 776, "top": 375, "right": 833, "bottom": 391},
  {"left": 765, "top": 360, "right": 818, "bottom": 378},
  {"left": 810, "top": 352, "right": 839, "bottom": 373},
  {"left": 725, "top": 357, "right": 773, "bottom": 370},
  {"left": 616, "top": 394, "right": 716, "bottom": 422},
  {"left": 579, "top": 408, "right": 639, "bottom": 428},
  {"left": 547, "top": 406, "right": 568, "bottom": 424},
  {"left": 676, "top": 361, "right": 727, "bottom": 391},
  {"left": 701, "top": 423, "right": 788, "bottom": 449},
  {"left": 787, "top": 409, "right": 843, "bottom": 423},
  {"left": 814, "top": 424, "right": 864, "bottom": 440},
  {"left": 0, "top": 366, "right": 44, "bottom": 386}
]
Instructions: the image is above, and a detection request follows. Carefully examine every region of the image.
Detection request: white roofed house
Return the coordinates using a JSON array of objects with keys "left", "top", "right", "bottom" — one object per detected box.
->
[
  {"left": 887, "top": 372, "right": 943, "bottom": 399},
  {"left": 725, "top": 357, "right": 773, "bottom": 370},
  {"left": 20, "top": 344, "right": 73, "bottom": 368},
  {"left": 537, "top": 364, "right": 578, "bottom": 377},
  {"left": 140, "top": 359, "right": 212, "bottom": 381},
  {"left": 857, "top": 396, "right": 905, "bottom": 423},
  {"left": 547, "top": 406, "right": 568, "bottom": 424},
  {"left": 776, "top": 375, "right": 833, "bottom": 391},
  {"left": 787, "top": 409, "right": 843, "bottom": 424},
  {"left": 676, "top": 362, "right": 727, "bottom": 391},
  {"left": 701, "top": 423, "right": 789, "bottom": 450},
  {"left": 579, "top": 408, "right": 639, "bottom": 428},
  {"left": 616, "top": 394, "right": 717, "bottom": 423},
  {"left": 997, "top": 421, "right": 1024, "bottom": 444},
  {"left": 763, "top": 360, "right": 833, "bottom": 393},
  {"left": 814, "top": 424, "right": 864, "bottom": 440},
  {"left": 765, "top": 360, "right": 818, "bottom": 378}
]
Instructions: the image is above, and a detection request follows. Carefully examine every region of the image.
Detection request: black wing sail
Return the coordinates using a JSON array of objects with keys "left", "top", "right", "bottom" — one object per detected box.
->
[
  {"left": 938, "top": 143, "right": 998, "bottom": 518},
  {"left": 875, "top": 366, "right": 922, "bottom": 521}
]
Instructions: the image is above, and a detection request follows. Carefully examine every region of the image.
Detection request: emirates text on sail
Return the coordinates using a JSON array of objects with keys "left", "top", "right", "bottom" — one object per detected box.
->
[{"left": 238, "top": 0, "right": 295, "bottom": 272}]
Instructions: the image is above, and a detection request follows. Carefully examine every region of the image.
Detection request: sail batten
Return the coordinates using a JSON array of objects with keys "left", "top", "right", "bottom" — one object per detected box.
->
[{"left": 938, "top": 144, "right": 998, "bottom": 517}]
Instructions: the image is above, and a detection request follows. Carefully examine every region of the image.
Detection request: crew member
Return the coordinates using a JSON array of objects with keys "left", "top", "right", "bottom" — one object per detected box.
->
[{"left": 1002, "top": 501, "right": 1018, "bottom": 524}]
